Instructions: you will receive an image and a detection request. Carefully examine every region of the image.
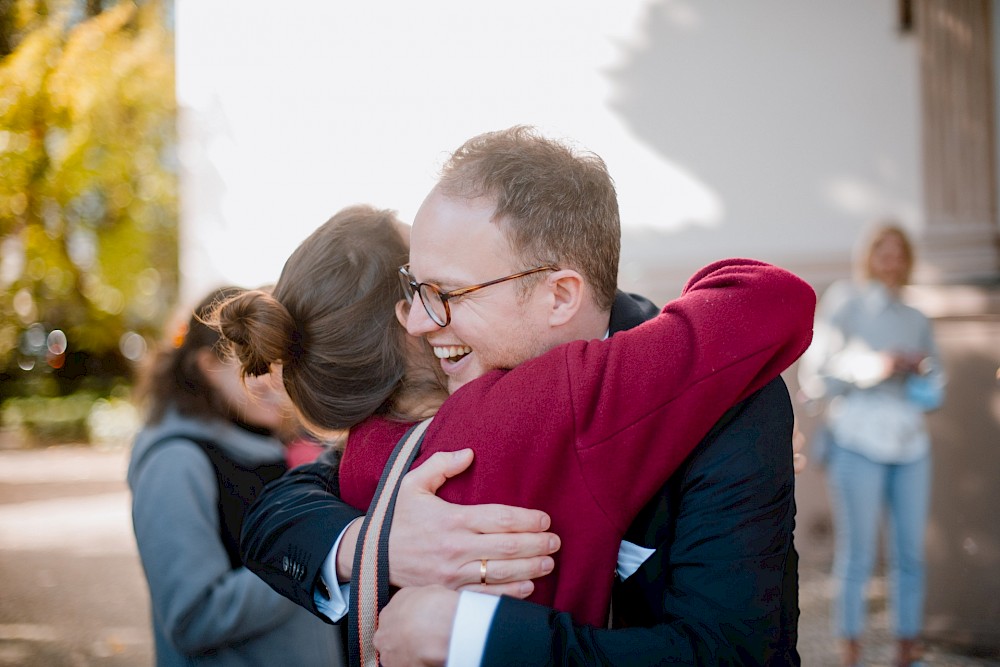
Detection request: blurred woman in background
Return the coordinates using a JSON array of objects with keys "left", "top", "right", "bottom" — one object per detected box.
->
[
  {"left": 799, "top": 223, "right": 944, "bottom": 667},
  {"left": 127, "top": 286, "right": 343, "bottom": 667}
]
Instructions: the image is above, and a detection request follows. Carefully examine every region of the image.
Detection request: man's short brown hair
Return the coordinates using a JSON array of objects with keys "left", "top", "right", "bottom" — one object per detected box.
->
[{"left": 438, "top": 126, "right": 620, "bottom": 311}]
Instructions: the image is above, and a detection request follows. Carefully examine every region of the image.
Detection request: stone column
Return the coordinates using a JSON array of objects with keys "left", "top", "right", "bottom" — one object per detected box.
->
[{"left": 915, "top": 0, "right": 1000, "bottom": 283}]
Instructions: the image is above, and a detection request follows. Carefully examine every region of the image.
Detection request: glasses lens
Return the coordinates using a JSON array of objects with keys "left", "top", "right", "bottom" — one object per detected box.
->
[
  {"left": 418, "top": 284, "right": 448, "bottom": 326},
  {"left": 398, "top": 269, "right": 415, "bottom": 304}
]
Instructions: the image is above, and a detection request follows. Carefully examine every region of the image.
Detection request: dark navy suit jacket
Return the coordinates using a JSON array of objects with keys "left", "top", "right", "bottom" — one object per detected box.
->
[{"left": 240, "top": 291, "right": 800, "bottom": 665}]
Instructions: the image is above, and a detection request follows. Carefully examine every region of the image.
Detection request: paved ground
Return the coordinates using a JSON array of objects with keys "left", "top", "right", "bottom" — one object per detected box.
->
[
  {"left": 0, "top": 443, "right": 997, "bottom": 666},
  {"left": 0, "top": 444, "right": 152, "bottom": 666}
]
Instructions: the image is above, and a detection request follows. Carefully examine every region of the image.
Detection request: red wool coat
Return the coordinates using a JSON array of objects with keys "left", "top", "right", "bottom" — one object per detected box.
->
[{"left": 340, "top": 258, "right": 816, "bottom": 627}]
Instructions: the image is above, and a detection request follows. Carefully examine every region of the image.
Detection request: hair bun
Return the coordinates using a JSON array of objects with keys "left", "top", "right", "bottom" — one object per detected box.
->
[{"left": 212, "top": 290, "right": 296, "bottom": 377}]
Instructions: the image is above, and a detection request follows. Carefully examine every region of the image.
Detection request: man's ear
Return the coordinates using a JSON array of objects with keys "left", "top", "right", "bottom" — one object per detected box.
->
[{"left": 546, "top": 270, "right": 585, "bottom": 327}]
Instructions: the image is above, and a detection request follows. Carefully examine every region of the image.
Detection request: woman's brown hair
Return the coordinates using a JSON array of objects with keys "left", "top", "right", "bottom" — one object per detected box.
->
[
  {"left": 210, "top": 205, "right": 431, "bottom": 432},
  {"left": 136, "top": 286, "right": 247, "bottom": 425}
]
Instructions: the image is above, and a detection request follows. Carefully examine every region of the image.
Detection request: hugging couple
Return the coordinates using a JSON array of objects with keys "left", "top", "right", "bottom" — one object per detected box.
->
[{"left": 214, "top": 125, "right": 814, "bottom": 666}]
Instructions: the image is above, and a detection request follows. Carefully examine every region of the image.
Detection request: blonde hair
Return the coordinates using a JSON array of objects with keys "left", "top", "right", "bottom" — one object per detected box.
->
[{"left": 860, "top": 222, "right": 914, "bottom": 285}]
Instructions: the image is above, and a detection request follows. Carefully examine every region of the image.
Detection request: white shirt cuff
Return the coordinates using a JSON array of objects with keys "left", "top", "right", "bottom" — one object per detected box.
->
[
  {"left": 313, "top": 517, "right": 363, "bottom": 622},
  {"left": 445, "top": 591, "right": 500, "bottom": 667}
]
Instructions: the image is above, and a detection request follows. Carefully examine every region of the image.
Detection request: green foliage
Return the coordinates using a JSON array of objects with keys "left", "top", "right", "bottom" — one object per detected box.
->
[
  {"left": 2, "top": 391, "right": 96, "bottom": 443},
  {"left": 0, "top": 388, "right": 139, "bottom": 447},
  {"left": 0, "top": 0, "right": 177, "bottom": 396}
]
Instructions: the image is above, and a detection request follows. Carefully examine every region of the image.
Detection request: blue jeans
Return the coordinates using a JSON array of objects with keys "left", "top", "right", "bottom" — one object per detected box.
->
[{"left": 827, "top": 442, "right": 931, "bottom": 639}]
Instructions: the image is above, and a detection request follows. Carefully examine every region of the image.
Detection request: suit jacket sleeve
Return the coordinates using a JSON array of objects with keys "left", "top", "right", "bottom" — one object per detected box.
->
[
  {"left": 480, "top": 378, "right": 800, "bottom": 666},
  {"left": 240, "top": 447, "right": 362, "bottom": 621}
]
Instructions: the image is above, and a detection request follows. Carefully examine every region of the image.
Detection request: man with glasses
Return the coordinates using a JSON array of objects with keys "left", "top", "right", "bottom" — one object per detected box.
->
[{"left": 242, "top": 126, "right": 803, "bottom": 665}]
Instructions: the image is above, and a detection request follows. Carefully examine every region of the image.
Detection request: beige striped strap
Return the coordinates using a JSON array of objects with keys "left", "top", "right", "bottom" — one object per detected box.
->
[{"left": 350, "top": 417, "right": 433, "bottom": 667}]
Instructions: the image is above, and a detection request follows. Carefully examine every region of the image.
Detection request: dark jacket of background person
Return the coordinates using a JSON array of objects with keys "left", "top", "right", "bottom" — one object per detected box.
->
[
  {"left": 127, "top": 289, "right": 343, "bottom": 667},
  {"left": 241, "top": 289, "right": 803, "bottom": 665}
]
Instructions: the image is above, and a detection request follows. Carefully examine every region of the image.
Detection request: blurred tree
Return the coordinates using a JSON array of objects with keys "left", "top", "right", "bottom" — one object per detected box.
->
[
  {"left": 0, "top": 1, "right": 15, "bottom": 57},
  {"left": 0, "top": 0, "right": 176, "bottom": 397}
]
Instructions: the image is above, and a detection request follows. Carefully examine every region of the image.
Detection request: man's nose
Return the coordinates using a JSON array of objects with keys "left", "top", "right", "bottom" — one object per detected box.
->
[{"left": 405, "top": 292, "right": 441, "bottom": 337}]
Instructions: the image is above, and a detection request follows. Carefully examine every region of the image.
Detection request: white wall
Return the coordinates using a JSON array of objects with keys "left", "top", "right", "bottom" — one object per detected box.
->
[{"left": 176, "top": 0, "right": 921, "bottom": 305}]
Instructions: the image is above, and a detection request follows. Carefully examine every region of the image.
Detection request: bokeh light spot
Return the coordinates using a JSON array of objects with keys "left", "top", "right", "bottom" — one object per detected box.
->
[
  {"left": 119, "top": 331, "right": 147, "bottom": 361},
  {"left": 47, "top": 330, "right": 68, "bottom": 355},
  {"left": 13, "top": 289, "right": 37, "bottom": 322}
]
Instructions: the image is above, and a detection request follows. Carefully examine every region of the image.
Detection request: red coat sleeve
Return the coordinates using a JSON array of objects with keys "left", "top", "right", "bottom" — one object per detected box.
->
[{"left": 562, "top": 258, "right": 815, "bottom": 531}]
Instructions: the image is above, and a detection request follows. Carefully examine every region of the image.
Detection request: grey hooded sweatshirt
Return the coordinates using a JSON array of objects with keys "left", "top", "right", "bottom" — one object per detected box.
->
[{"left": 127, "top": 409, "right": 344, "bottom": 666}]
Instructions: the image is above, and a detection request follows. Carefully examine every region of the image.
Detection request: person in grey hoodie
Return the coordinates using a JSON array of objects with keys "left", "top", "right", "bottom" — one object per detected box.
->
[{"left": 127, "top": 286, "right": 344, "bottom": 667}]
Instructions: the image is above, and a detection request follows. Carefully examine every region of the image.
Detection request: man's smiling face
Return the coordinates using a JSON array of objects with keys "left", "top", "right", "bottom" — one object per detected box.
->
[{"left": 404, "top": 187, "right": 552, "bottom": 394}]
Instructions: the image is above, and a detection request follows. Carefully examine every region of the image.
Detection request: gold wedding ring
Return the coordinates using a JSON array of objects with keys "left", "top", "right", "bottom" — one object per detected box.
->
[{"left": 480, "top": 558, "right": 488, "bottom": 585}]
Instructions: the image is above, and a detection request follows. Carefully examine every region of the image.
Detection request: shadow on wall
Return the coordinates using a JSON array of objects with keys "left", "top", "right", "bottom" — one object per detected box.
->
[{"left": 604, "top": 0, "right": 919, "bottom": 263}]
